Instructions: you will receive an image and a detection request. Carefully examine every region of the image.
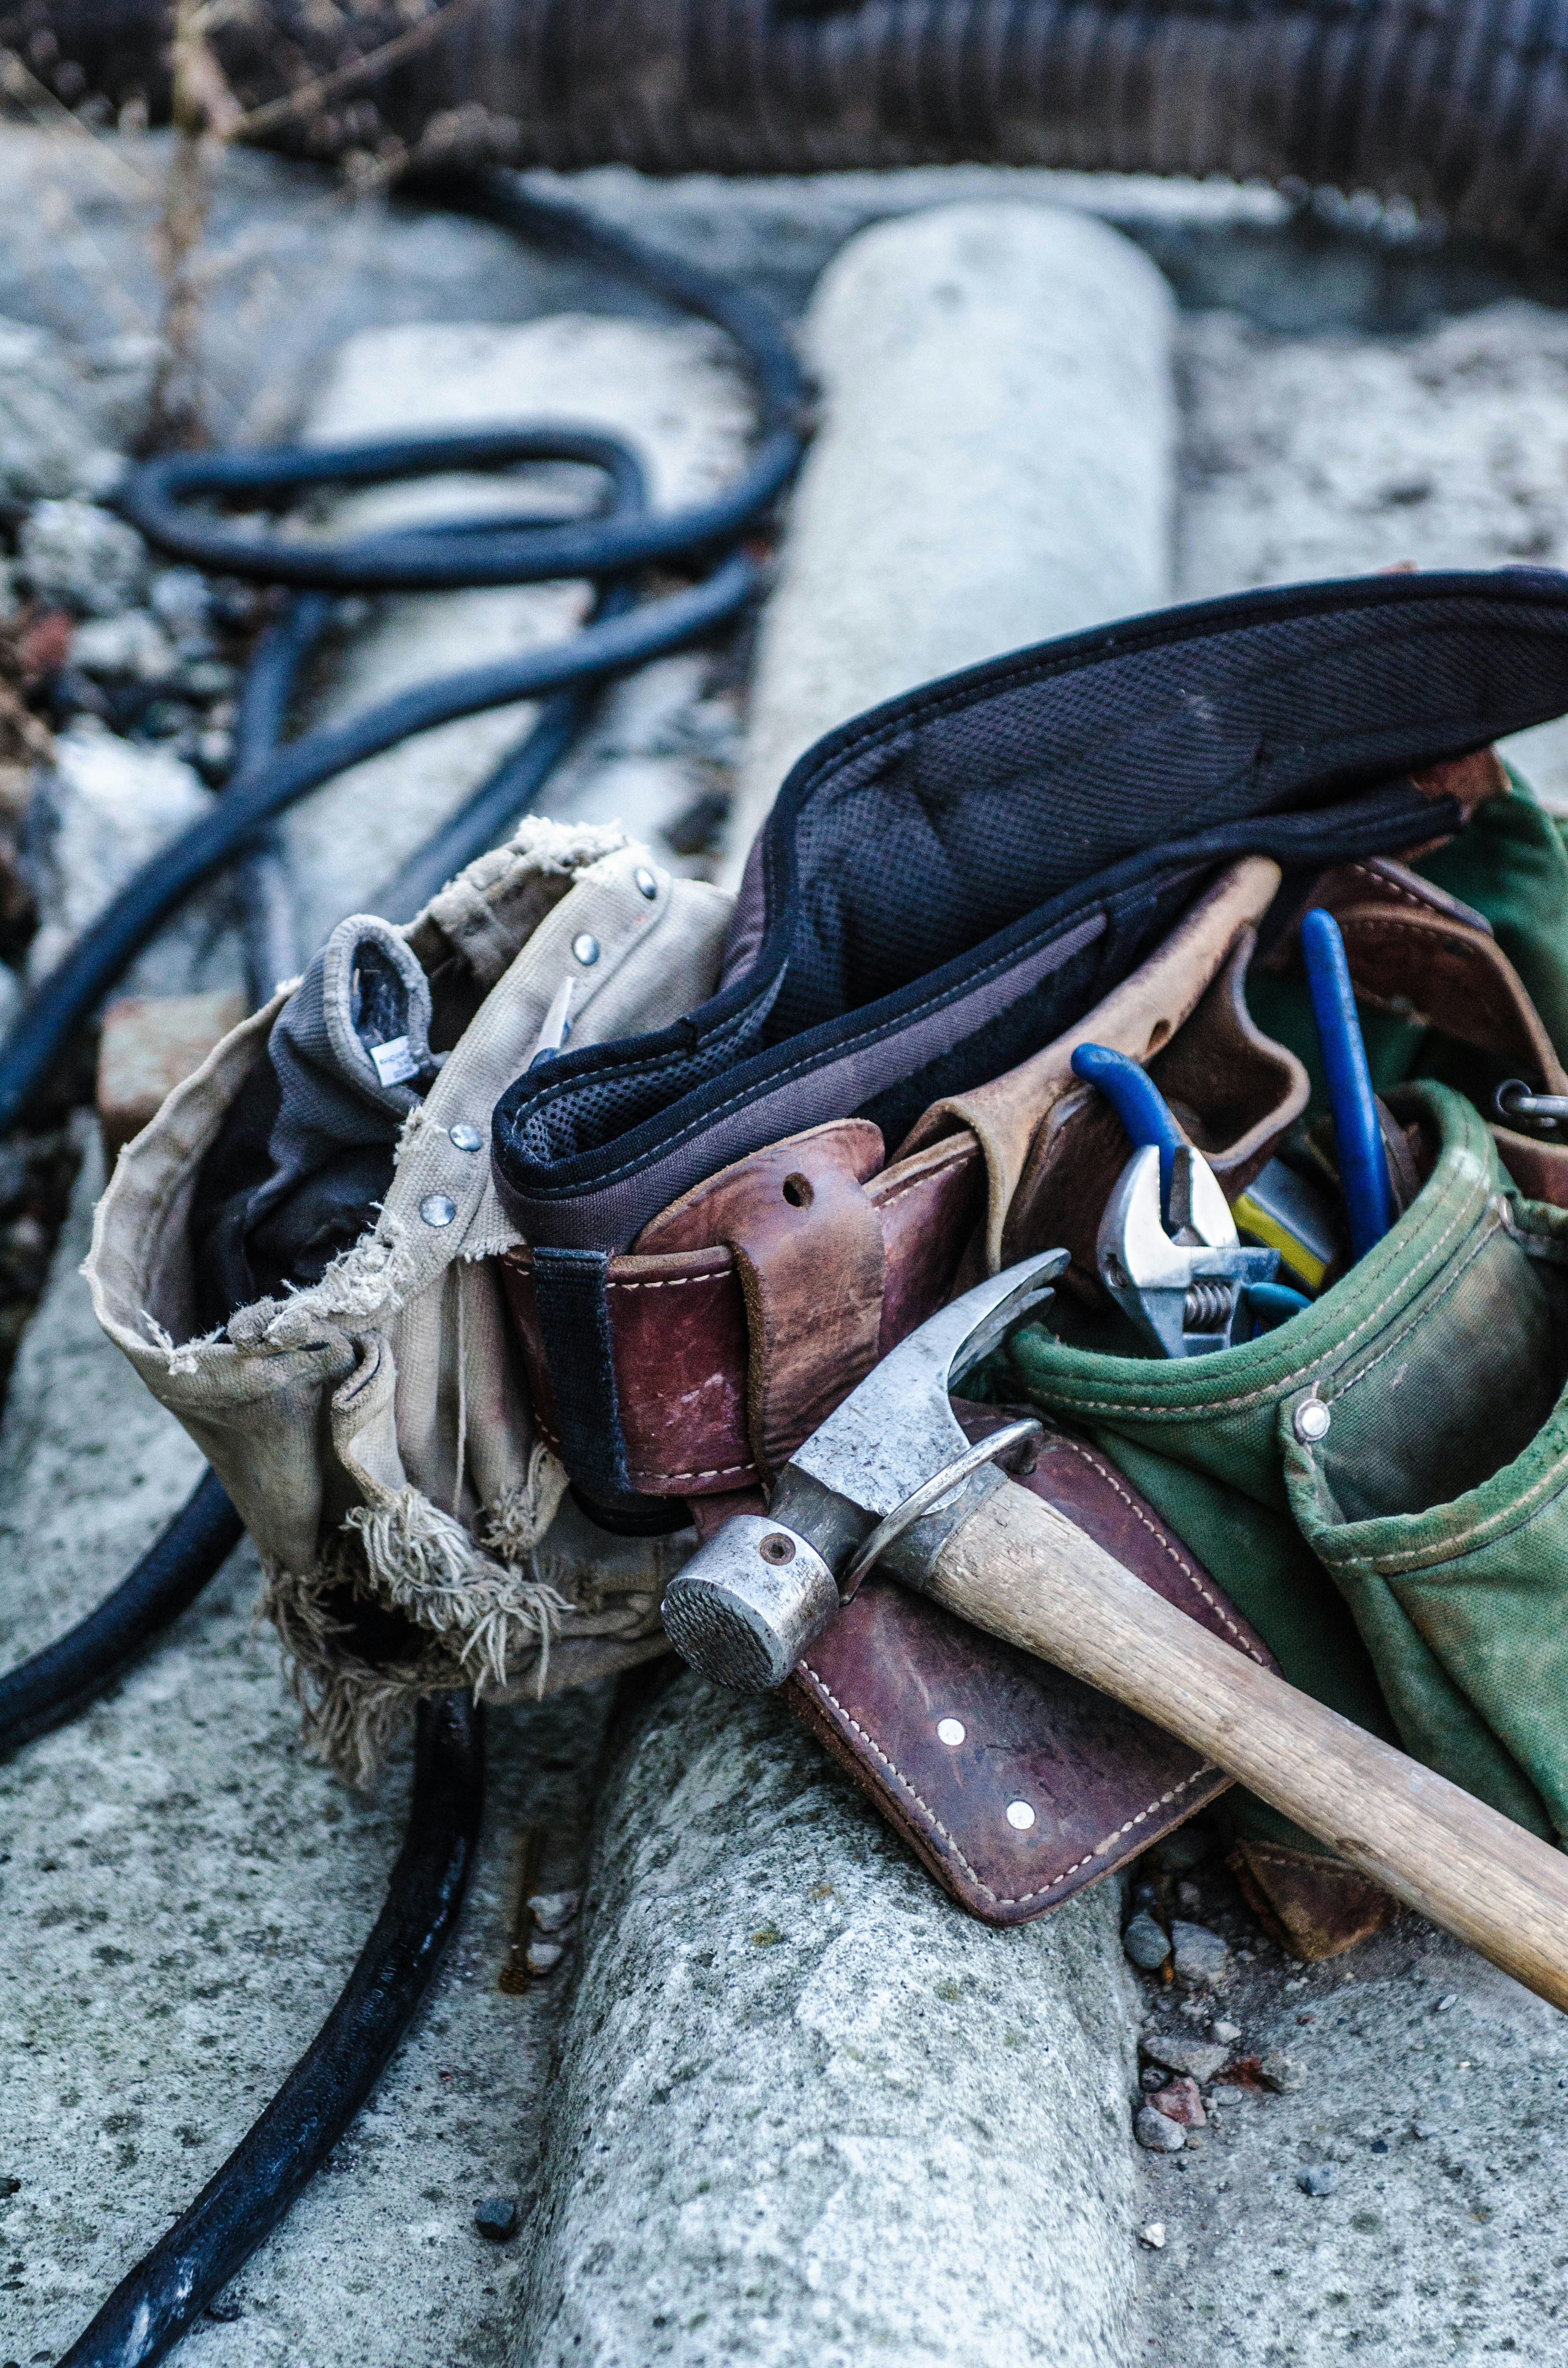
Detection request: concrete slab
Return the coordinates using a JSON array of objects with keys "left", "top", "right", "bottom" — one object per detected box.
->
[
  {"left": 0, "top": 1128, "right": 616, "bottom": 2368},
  {"left": 728, "top": 200, "right": 1176, "bottom": 869},
  {"left": 1176, "top": 299, "right": 1568, "bottom": 808},
  {"left": 519, "top": 200, "right": 1178, "bottom": 2366},
  {"left": 516, "top": 1677, "right": 1141, "bottom": 2368}
]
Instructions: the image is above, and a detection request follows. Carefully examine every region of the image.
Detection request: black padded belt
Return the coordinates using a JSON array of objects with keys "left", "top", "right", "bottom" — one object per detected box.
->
[
  {"left": 491, "top": 568, "right": 1568, "bottom": 1249},
  {"left": 489, "top": 565, "right": 1568, "bottom": 1516}
]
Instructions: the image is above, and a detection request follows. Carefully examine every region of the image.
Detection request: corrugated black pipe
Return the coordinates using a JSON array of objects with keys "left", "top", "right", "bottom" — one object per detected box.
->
[{"left": 12, "top": 0, "right": 1568, "bottom": 254}]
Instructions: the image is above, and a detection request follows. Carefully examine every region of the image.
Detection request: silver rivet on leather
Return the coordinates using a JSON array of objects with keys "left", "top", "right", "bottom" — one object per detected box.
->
[
  {"left": 572, "top": 933, "right": 600, "bottom": 966},
  {"left": 1005, "top": 1801, "right": 1036, "bottom": 1831},
  {"left": 448, "top": 1124, "right": 483, "bottom": 1153},
  {"left": 634, "top": 866, "right": 658, "bottom": 901},
  {"left": 936, "top": 1718, "right": 966, "bottom": 1746},
  {"left": 419, "top": 1193, "right": 458, "bottom": 1228}
]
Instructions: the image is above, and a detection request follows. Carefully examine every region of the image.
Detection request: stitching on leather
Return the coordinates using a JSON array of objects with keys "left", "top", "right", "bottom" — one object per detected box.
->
[
  {"left": 1044, "top": 1438, "right": 1270, "bottom": 1665},
  {"left": 796, "top": 1663, "right": 1213, "bottom": 1907},
  {"left": 1342, "top": 867, "right": 1442, "bottom": 914},
  {"left": 605, "top": 1270, "right": 729, "bottom": 1293},
  {"left": 872, "top": 1147, "right": 978, "bottom": 1209}
]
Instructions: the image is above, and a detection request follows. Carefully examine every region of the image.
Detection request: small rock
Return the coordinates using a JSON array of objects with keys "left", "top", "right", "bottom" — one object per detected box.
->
[
  {"left": 150, "top": 566, "right": 213, "bottom": 640},
  {"left": 1260, "top": 2051, "right": 1304, "bottom": 2094},
  {"left": 525, "top": 1939, "right": 565, "bottom": 1976},
  {"left": 1176, "top": 1880, "right": 1201, "bottom": 1909},
  {"left": 203, "top": 2298, "right": 242, "bottom": 2323},
  {"left": 1208, "top": 2084, "right": 1251, "bottom": 2107},
  {"left": 1435, "top": 1993, "right": 1458, "bottom": 2012},
  {"left": 71, "top": 609, "right": 175, "bottom": 682},
  {"left": 1412, "top": 2119, "right": 1438, "bottom": 2139},
  {"left": 1122, "top": 1910, "right": 1172, "bottom": 1971},
  {"left": 1210, "top": 2019, "right": 1242, "bottom": 2045},
  {"left": 528, "top": 1889, "right": 582, "bottom": 1935},
  {"left": 0, "top": 317, "right": 121, "bottom": 501},
  {"left": 1147, "top": 2076, "right": 1206, "bottom": 2129},
  {"left": 1170, "top": 1919, "right": 1228, "bottom": 1990},
  {"left": 1139, "top": 2065, "right": 1166, "bottom": 2090},
  {"left": 1298, "top": 2163, "right": 1339, "bottom": 2197},
  {"left": 1142, "top": 2033, "right": 1230, "bottom": 2083},
  {"left": 19, "top": 499, "right": 146, "bottom": 617},
  {"left": 1370, "top": 2139, "right": 1389, "bottom": 2155},
  {"left": 1137, "top": 2221, "right": 1166, "bottom": 2249},
  {"left": 474, "top": 2195, "right": 520, "bottom": 2241},
  {"left": 1135, "top": 2104, "right": 1186, "bottom": 2153}
]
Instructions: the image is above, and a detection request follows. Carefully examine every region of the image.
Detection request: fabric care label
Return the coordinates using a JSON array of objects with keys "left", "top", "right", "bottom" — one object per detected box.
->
[{"left": 370, "top": 1036, "right": 420, "bottom": 1088}]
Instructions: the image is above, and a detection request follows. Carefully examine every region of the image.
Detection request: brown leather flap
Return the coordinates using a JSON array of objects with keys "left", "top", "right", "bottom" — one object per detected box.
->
[
  {"left": 785, "top": 1407, "right": 1278, "bottom": 1926},
  {"left": 500, "top": 1128, "right": 984, "bottom": 1494}
]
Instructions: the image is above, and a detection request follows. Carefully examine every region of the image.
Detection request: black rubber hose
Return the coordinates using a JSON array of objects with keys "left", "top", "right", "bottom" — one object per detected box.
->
[
  {"left": 0, "top": 170, "right": 799, "bottom": 1746},
  {"left": 0, "top": 549, "right": 754, "bottom": 1134},
  {"left": 53, "top": 1689, "right": 485, "bottom": 2368},
  {"left": 0, "top": 1469, "right": 243, "bottom": 1758},
  {"left": 229, "top": 592, "right": 334, "bottom": 1007},
  {"left": 19, "top": 0, "right": 1568, "bottom": 256}
]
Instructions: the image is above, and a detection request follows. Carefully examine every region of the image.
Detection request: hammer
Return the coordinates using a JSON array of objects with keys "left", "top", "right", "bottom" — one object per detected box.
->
[{"left": 663, "top": 1252, "right": 1568, "bottom": 2014}]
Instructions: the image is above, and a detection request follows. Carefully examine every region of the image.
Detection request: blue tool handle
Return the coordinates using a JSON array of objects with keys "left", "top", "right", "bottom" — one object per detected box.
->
[
  {"left": 1247, "top": 1281, "right": 1312, "bottom": 1333},
  {"left": 1071, "top": 1042, "right": 1185, "bottom": 1218},
  {"left": 1299, "top": 907, "right": 1396, "bottom": 1263}
]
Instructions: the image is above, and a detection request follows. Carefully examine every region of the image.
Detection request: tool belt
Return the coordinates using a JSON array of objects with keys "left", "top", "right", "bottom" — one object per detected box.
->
[{"left": 85, "top": 567, "right": 1568, "bottom": 1943}]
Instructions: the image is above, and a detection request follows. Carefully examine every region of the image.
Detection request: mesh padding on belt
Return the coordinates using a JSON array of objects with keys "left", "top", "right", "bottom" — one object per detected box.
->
[{"left": 492, "top": 568, "right": 1568, "bottom": 1255}]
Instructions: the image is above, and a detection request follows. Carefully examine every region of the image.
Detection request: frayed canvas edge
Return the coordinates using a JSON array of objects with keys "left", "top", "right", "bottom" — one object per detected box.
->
[{"left": 343, "top": 1486, "right": 573, "bottom": 1696}]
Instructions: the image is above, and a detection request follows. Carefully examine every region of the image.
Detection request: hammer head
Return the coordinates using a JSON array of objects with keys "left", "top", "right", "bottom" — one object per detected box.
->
[{"left": 661, "top": 1248, "right": 1067, "bottom": 1690}]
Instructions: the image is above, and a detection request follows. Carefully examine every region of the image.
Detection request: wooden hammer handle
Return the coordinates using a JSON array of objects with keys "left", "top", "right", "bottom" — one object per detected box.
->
[{"left": 923, "top": 1479, "right": 1568, "bottom": 2012}]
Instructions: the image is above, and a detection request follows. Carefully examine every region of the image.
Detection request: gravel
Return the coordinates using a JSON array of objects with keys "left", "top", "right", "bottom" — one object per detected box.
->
[
  {"left": 1169, "top": 1922, "right": 1229, "bottom": 1991},
  {"left": 1135, "top": 2106, "right": 1187, "bottom": 2155},
  {"left": 1298, "top": 2164, "right": 1340, "bottom": 2198},
  {"left": 474, "top": 2198, "right": 520, "bottom": 2243},
  {"left": 1123, "top": 1911, "right": 1173, "bottom": 1971},
  {"left": 17, "top": 497, "right": 146, "bottom": 617},
  {"left": 1141, "top": 2034, "right": 1232, "bottom": 2083}
]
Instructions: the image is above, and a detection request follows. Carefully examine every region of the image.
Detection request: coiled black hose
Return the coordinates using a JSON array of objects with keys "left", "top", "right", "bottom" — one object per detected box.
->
[
  {"left": 16, "top": 0, "right": 1568, "bottom": 255},
  {"left": 0, "top": 167, "right": 802, "bottom": 1736},
  {"left": 0, "top": 173, "right": 799, "bottom": 2368},
  {"left": 54, "top": 1691, "right": 484, "bottom": 2368}
]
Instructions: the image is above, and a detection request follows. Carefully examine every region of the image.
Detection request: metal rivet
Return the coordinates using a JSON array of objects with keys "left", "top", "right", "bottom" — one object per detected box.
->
[
  {"left": 1293, "top": 1398, "right": 1332, "bottom": 1444},
  {"left": 448, "top": 1124, "right": 483, "bottom": 1153},
  {"left": 758, "top": 1533, "right": 796, "bottom": 1565},
  {"left": 572, "top": 933, "right": 600, "bottom": 966},
  {"left": 634, "top": 865, "right": 658, "bottom": 901},
  {"left": 1005, "top": 1801, "right": 1036, "bottom": 1831},
  {"left": 936, "top": 1717, "right": 966, "bottom": 1747},
  {"left": 419, "top": 1193, "right": 458, "bottom": 1229}
]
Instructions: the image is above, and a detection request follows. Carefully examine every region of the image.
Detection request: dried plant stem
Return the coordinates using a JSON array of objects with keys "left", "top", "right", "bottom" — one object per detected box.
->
[{"left": 147, "top": 0, "right": 241, "bottom": 452}]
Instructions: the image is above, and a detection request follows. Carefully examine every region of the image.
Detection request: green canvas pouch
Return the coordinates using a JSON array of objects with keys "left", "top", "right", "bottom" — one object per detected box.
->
[{"left": 999, "top": 1081, "right": 1568, "bottom": 1849}]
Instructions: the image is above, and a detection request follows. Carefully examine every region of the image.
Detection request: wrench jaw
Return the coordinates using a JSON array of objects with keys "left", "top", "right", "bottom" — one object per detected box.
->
[{"left": 1097, "top": 1144, "right": 1279, "bottom": 1358}]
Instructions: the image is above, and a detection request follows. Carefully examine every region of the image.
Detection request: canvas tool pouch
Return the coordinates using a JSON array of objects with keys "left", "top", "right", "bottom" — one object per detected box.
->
[
  {"left": 85, "top": 819, "right": 733, "bottom": 1777},
  {"left": 999, "top": 1083, "right": 1568, "bottom": 1937}
]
